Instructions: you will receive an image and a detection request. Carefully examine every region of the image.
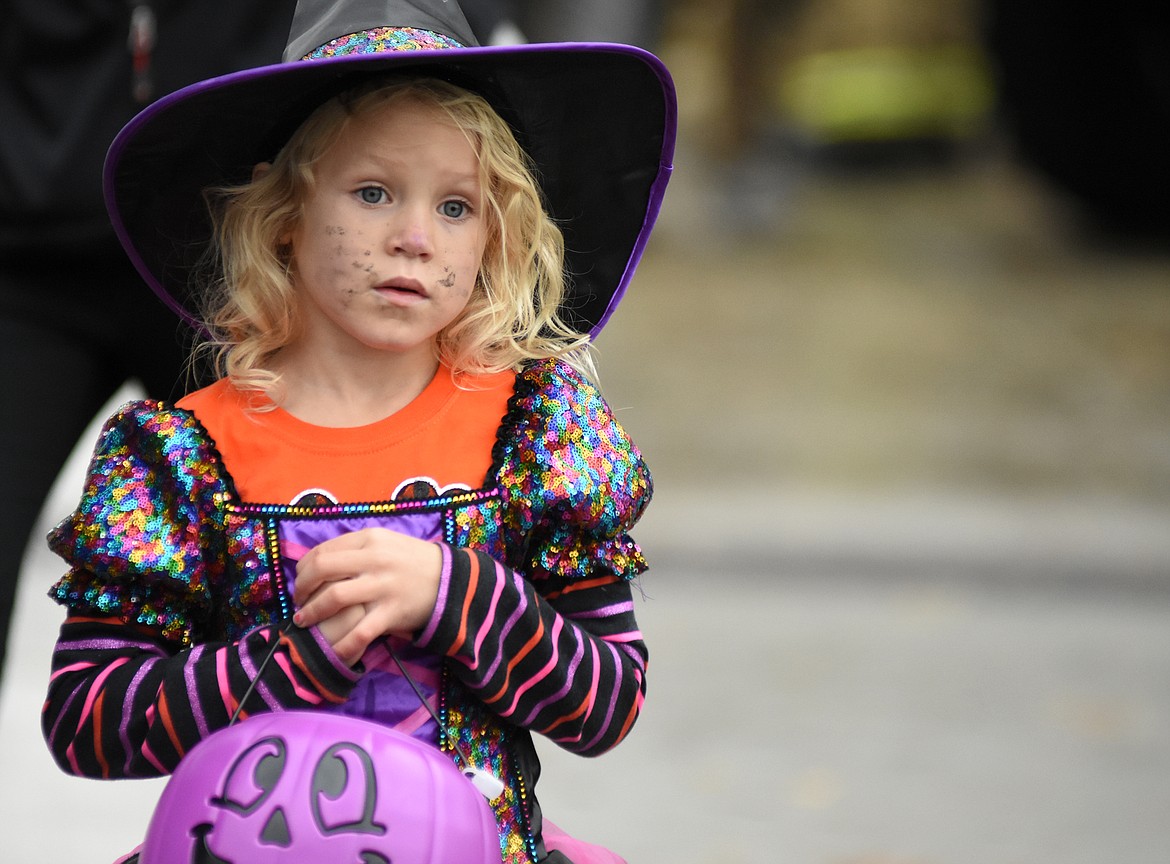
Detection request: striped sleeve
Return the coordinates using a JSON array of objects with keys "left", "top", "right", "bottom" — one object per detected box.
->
[
  {"left": 42, "top": 612, "right": 360, "bottom": 779},
  {"left": 416, "top": 544, "right": 647, "bottom": 757}
]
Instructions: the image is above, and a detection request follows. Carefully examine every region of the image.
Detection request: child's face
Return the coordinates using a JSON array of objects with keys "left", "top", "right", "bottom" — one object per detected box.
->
[{"left": 286, "top": 96, "right": 486, "bottom": 364}]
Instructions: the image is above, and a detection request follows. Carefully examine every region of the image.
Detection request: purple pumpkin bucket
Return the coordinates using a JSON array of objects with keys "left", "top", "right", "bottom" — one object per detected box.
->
[{"left": 139, "top": 711, "right": 499, "bottom": 864}]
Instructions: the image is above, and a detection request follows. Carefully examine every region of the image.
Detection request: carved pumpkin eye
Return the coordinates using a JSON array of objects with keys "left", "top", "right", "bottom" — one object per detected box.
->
[
  {"left": 211, "top": 736, "right": 286, "bottom": 815},
  {"left": 311, "top": 743, "right": 387, "bottom": 838}
]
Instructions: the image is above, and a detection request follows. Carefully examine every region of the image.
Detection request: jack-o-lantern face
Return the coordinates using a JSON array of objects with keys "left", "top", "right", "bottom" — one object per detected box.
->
[
  {"left": 190, "top": 736, "right": 389, "bottom": 863},
  {"left": 140, "top": 712, "right": 499, "bottom": 864}
]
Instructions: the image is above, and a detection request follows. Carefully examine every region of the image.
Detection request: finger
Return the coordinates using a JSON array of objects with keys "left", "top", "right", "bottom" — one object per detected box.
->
[
  {"left": 329, "top": 616, "right": 385, "bottom": 666},
  {"left": 309, "top": 527, "right": 394, "bottom": 554},
  {"left": 295, "top": 578, "right": 368, "bottom": 627},
  {"left": 294, "top": 548, "right": 378, "bottom": 604}
]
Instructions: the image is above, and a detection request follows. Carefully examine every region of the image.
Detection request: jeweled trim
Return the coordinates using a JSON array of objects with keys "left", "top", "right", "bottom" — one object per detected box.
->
[
  {"left": 229, "top": 488, "right": 496, "bottom": 519},
  {"left": 263, "top": 519, "right": 291, "bottom": 622},
  {"left": 302, "top": 27, "right": 463, "bottom": 60},
  {"left": 439, "top": 669, "right": 538, "bottom": 864}
]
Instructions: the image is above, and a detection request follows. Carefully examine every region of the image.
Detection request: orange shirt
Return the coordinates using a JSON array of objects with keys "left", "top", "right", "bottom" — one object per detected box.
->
[{"left": 176, "top": 367, "right": 515, "bottom": 505}]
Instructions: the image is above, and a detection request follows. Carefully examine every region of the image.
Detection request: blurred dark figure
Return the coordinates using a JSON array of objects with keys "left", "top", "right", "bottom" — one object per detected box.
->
[
  {"left": 0, "top": 0, "right": 299, "bottom": 680},
  {"left": 984, "top": 1, "right": 1170, "bottom": 240}
]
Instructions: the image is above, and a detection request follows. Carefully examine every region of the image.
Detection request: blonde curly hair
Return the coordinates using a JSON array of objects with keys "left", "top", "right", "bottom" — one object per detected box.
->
[{"left": 198, "top": 76, "right": 593, "bottom": 402}]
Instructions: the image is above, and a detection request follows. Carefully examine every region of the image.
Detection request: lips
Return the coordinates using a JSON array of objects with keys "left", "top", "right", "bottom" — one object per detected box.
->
[{"left": 374, "top": 277, "right": 427, "bottom": 302}]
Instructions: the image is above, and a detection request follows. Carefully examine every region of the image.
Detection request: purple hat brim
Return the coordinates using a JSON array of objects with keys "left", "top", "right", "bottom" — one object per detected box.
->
[{"left": 104, "top": 41, "right": 676, "bottom": 338}]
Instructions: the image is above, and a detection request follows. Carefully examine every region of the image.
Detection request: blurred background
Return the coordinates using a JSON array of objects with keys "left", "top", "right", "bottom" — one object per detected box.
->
[{"left": 2, "top": 0, "right": 1169, "bottom": 861}]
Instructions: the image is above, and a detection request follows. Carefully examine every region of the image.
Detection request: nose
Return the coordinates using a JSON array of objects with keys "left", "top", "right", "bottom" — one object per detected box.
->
[
  {"left": 388, "top": 207, "right": 433, "bottom": 258},
  {"left": 260, "top": 806, "right": 292, "bottom": 847}
]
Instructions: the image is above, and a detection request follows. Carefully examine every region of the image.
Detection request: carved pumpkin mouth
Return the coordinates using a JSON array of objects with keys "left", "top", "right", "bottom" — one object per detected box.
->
[
  {"left": 191, "top": 820, "right": 390, "bottom": 864},
  {"left": 191, "top": 824, "right": 229, "bottom": 864}
]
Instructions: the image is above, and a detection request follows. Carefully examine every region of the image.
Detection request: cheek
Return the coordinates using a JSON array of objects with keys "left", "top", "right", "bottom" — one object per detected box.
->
[
  {"left": 465, "top": 237, "right": 488, "bottom": 294},
  {"left": 298, "top": 232, "right": 376, "bottom": 289},
  {"left": 442, "top": 247, "right": 485, "bottom": 299}
]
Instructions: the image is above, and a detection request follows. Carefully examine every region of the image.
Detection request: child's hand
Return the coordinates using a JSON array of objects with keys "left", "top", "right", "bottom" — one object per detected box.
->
[
  {"left": 312, "top": 602, "right": 368, "bottom": 658},
  {"left": 292, "top": 528, "right": 442, "bottom": 666}
]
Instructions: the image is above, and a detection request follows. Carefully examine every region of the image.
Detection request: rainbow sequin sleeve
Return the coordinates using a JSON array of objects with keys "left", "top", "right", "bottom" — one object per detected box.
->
[
  {"left": 46, "top": 401, "right": 232, "bottom": 644},
  {"left": 493, "top": 359, "right": 652, "bottom": 582}
]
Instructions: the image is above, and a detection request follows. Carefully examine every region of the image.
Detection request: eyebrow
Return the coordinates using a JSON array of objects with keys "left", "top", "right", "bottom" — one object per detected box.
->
[{"left": 352, "top": 152, "right": 480, "bottom": 185}]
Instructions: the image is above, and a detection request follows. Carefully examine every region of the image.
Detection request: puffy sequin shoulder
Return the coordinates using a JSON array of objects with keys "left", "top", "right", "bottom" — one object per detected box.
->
[
  {"left": 47, "top": 401, "right": 233, "bottom": 641},
  {"left": 492, "top": 358, "right": 651, "bottom": 581}
]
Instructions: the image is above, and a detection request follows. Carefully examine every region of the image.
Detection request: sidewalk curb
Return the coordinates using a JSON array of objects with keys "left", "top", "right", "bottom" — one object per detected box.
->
[{"left": 634, "top": 486, "right": 1170, "bottom": 591}]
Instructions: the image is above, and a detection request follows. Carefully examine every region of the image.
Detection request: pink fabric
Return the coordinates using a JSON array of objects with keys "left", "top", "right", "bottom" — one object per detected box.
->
[
  {"left": 112, "top": 845, "right": 141, "bottom": 863},
  {"left": 542, "top": 820, "right": 628, "bottom": 864}
]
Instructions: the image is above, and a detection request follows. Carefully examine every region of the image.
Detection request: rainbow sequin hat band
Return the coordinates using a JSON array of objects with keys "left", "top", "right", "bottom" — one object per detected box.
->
[
  {"left": 302, "top": 27, "right": 464, "bottom": 59},
  {"left": 104, "top": 0, "right": 677, "bottom": 337},
  {"left": 281, "top": 0, "right": 479, "bottom": 61}
]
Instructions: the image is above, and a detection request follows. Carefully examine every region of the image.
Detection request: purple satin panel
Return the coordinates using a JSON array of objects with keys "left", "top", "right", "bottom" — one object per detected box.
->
[
  {"left": 277, "top": 512, "right": 443, "bottom": 743},
  {"left": 335, "top": 639, "right": 440, "bottom": 741}
]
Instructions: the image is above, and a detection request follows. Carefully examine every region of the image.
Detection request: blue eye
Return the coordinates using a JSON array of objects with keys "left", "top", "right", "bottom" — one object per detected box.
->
[
  {"left": 358, "top": 187, "right": 386, "bottom": 204},
  {"left": 440, "top": 200, "right": 467, "bottom": 219}
]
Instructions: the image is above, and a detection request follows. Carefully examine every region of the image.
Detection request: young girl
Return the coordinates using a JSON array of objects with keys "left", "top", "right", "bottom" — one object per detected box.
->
[{"left": 40, "top": 0, "right": 675, "bottom": 862}]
